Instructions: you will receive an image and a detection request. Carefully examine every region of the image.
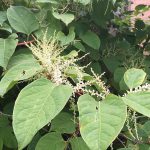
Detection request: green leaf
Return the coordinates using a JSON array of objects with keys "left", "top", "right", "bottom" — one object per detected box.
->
[
  {"left": 0, "top": 11, "right": 7, "bottom": 26},
  {"left": 0, "top": 116, "right": 17, "bottom": 149},
  {"left": 35, "top": 132, "right": 66, "bottom": 150},
  {"left": 35, "top": 11, "right": 61, "bottom": 39},
  {"left": 78, "top": 94, "right": 127, "bottom": 150},
  {"left": 70, "top": 137, "right": 90, "bottom": 150},
  {"left": 0, "top": 127, "right": 17, "bottom": 149},
  {"left": 122, "top": 91, "right": 150, "bottom": 118},
  {"left": 124, "top": 68, "right": 146, "bottom": 89},
  {"left": 0, "top": 34, "right": 18, "bottom": 69},
  {"left": 51, "top": 112, "right": 76, "bottom": 133},
  {"left": 0, "top": 50, "right": 42, "bottom": 97},
  {"left": 7, "top": 6, "right": 39, "bottom": 35},
  {"left": 119, "top": 77, "right": 128, "bottom": 91},
  {"left": 103, "top": 56, "right": 122, "bottom": 73},
  {"left": 92, "top": 0, "right": 113, "bottom": 27},
  {"left": 7, "top": 49, "right": 35, "bottom": 69},
  {"left": 0, "top": 23, "right": 12, "bottom": 33},
  {"left": 114, "top": 67, "right": 126, "bottom": 83},
  {"left": 13, "top": 78, "right": 73, "bottom": 150},
  {"left": 79, "top": 30, "right": 100, "bottom": 50},
  {"left": 57, "top": 27, "right": 75, "bottom": 46},
  {"left": 0, "top": 116, "right": 9, "bottom": 127},
  {"left": 53, "top": 12, "right": 75, "bottom": 26},
  {"left": 73, "top": 41, "right": 85, "bottom": 52}
]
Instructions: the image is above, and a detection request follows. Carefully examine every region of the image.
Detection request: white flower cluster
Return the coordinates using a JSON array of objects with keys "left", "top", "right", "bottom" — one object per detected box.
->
[
  {"left": 27, "top": 33, "right": 83, "bottom": 85},
  {"left": 27, "top": 33, "right": 109, "bottom": 99},
  {"left": 124, "top": 83, "right": 150, "bottom": 96},
  {"left": 73, "top": 69, "right": 110, "bottom": 99}
]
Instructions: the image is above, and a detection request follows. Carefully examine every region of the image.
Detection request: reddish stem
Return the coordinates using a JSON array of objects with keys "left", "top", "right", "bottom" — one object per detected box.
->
[{"left": 17, "top": 40, "right": 35, "bottom": 46}]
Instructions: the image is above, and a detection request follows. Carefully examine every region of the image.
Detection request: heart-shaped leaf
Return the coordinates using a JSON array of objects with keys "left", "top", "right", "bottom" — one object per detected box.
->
[
  {"left": 124, "top": 68, "right": 146, "bottom": 89},
  {"left": 79, "top": 31, "right": 100, "bottom": 50},
  {"left": 57, "top": 27, "right": 75, "bottom": 46},
  {"left": 7, "top": 6, "right": 39, "bottom": 35},
  {"left": 35, "top": 132, "right": 66, "bottom": 150},
  {"left": 53, "top": 12, "right": 74, "bottom": 26},
  {"left": 13, "top": 78, "right": 73, "bottom": 150},
  {"left": 78, "top": 94, "right": 127, "bottom": 150},
  {"left": 0, "top": 50, "right": 42, "bottom": 97}
]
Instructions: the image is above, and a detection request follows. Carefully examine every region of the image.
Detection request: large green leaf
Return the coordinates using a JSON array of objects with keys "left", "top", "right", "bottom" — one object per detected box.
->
[
  {"left": 13, "top": 78, "right": 73, "bottom": 150},
  {"left": 35, "top": 132, "right": 66, "bottom": 150},
  {"left": 122, "top": 91, "right": 150, "bottom": 117},
  {"left": 0, "top": 34, "right": 18, "bottom": 69},
  {"left": 79, "top": 30, "right": 100, "bottom": 50},
  {"left": 124, "top": 68, "right": 146, "bottom": 89},
  {"left": 51, "top": 112, "right": 76, "bottom": 133},
  {"left": 53, "top": 12, "right": 74, "bottom": 26},
  {"left": 0, "top": 50, "right": 42, "bottom": 97},
  {"left": 70, "top": 137, "right": 90, "bottom": 150},
  {"left": 78, "top": 94, "right": 127, "bottom": 150},
  {"left": 7, "top": 6, "right": 39, "bottom": 35}
]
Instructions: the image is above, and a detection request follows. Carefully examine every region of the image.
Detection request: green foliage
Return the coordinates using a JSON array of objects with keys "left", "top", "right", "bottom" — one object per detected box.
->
[
  {"left": 124, "top": 68, "right": 146, "bottom": 89},
  {"left": 79, "top": 30, "right": 100, "bottom": 50},
  {"left": 78, "top": 94, "right": 127, "bottom": 150},
  {"left": 13, "top": 78, "right": 72, "bottom": 149},
  {"left": 0, "top": 0, "right": 150, "bottom": 150},
  {"left": 0, "top": 33, "right": 18, "bottom": 69},
  {"left": 0, "top": 49, "right": 42, "bottom": 97},
  {"left": 7, "top": 6, "right": 39, "bottom": 35},
  {"left": 123, "top": 91, "right": 150, "bottom": 117},
  {"left": 53, "top": 12, "right": 75, "bottom": 26},
  {"left": 70, "top": 137, "right": 90, "bottom": 150},
  {"left": 35, "top": 133, "right": 66, "bottom": 150},
  {"left": 51, "top": 112, "right": 76, "bottom": 133}
]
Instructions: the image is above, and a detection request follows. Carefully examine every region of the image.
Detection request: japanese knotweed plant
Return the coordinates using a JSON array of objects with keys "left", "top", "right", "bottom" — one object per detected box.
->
[
  {"left": 1, "top": 1, "right": 150, "bottom": 150},
  {"left": 11, "top": 33, "right": 150, "bottom": 150},
  {"left": 0, "top": 32, "right": 147, "bottom": 150},
  {"left": 12, "top": 33, "right": 112, "bottom": 150}
]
